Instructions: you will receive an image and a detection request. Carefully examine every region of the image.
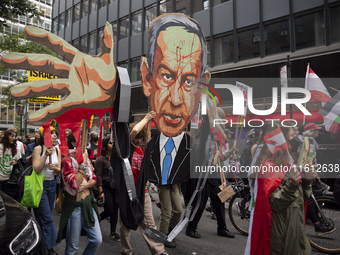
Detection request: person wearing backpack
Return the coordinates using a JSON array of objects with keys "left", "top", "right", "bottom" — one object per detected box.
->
[
  {"left": 32, "top": 128, "right": 61, "bottom": 255},
  {"left": 0, "top": 129, "right": 22, "bottom": 195}
]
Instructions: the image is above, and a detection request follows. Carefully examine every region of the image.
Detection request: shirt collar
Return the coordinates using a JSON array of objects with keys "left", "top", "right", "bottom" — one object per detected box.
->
[{"left": 160, "top": 132, "right": 184, "bottom": 153}]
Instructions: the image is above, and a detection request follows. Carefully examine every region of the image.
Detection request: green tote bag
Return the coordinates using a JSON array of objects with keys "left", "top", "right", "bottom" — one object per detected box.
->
[{"left": 20, "top": 170, "right": 46, "bottom": 208}]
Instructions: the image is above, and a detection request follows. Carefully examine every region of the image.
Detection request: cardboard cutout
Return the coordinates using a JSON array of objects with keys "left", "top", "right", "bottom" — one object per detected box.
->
[{"left": 1, "top": 22, "right": 118, "bottom": 162}]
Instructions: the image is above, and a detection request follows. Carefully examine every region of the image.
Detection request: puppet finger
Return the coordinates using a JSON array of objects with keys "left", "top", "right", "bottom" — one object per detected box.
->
[
  {"left": 1, "top": 52, "right": 70, "bottom": 78},
  {"left": 10, "top": 79, "right": 70, "bottom": 99},
  {"left": 25, "top": 26, "right": 78, "bottom": 64},
  {"left": 98, "top": 22, "right": 115, "bottom": 62}
]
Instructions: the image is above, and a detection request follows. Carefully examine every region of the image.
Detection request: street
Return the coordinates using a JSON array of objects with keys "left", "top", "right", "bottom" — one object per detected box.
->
[{"left": 52, "top": 192, "right": 326, "bottom": 255}]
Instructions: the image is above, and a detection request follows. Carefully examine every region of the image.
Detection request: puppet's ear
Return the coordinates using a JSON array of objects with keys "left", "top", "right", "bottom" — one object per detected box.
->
[
  {"left": 203, "top": 70, "right": 211, "bottom": 85},
  {"left": 141, "top": 57, "right": 152, "bottom": 97}
]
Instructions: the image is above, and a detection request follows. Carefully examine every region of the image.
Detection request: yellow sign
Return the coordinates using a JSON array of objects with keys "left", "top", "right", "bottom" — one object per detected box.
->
[{"left": 28, "top": 71, "right": 60, "bottom": 104}]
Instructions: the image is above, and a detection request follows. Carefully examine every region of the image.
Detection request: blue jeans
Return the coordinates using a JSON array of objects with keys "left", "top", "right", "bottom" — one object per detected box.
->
[
  {"left": 33, "top": 179, "right": 58, "bottom": 250},
  {"left": 65, "top": 207, "right": 102, "bottom": 255}
]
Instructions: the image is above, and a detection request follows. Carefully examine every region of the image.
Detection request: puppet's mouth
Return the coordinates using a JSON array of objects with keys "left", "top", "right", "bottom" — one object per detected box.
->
[{"left": 163, "top": 114, "right": 182, "bottom": 125}]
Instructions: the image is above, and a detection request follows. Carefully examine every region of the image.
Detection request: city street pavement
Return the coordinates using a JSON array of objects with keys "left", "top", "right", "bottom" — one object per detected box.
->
[{"left": 52, "top": 192, "right": 326, "bottom": 255}]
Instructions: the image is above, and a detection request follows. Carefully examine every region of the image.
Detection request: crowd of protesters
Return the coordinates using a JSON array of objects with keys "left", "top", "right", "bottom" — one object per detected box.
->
[{"left": 0, "top": 117, "right": 338, "bottom": 255}]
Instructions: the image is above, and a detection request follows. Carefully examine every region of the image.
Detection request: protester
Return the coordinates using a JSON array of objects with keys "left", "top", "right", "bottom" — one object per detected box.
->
[
  {"left": 7, "top": 127, "right": 25, "bottom": 158},
  {"left": 0, "top": 129, "right": 21, "bottom": 195},
  {"left": 87, "top": 132, "right": 99, "bottom": 166},
  {"left": 24, "top": 134, "right": 31, "bottom": 147},
  {"left": 95, "top": 136, "right": 120, "bottom": 242},
  {"left": 119, "top": 111, "right": 168, "bottom": 255},
  {"left": 302, "top": 123, "right": 334, "bottom": 235},
  {"left": 23, "top": 131, "right": 41, "bottom": 165},
  {"left": 186, "top": 121, "right": 236, "bottom": 239},
  {"left": 32, "top": 128, "right": 61, "bottom": 255},
  {"left": 57, "top": 132, "right": 102, "bottom": 255},
  {"left": 250, "top": 129, "right": 262, "bottom": 159},
  {"left": 245, "top": 121, "right": 316, "bottom": 255}
]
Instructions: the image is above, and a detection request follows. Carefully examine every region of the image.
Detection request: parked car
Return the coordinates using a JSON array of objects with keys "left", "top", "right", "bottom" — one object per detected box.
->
[{"left": 0, "top": 191, "right": 47, "bottom": 255}]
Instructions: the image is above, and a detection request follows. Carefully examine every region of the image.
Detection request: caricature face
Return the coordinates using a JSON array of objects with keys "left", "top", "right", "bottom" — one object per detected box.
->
[{"left": 142, "top": 26, "right": 206, "bottom": 137}]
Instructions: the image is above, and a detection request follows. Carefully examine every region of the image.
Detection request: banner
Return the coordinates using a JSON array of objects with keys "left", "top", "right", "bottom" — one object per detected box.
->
[{"left": 28, "top": 71, "right": 60, "bottom": 104}]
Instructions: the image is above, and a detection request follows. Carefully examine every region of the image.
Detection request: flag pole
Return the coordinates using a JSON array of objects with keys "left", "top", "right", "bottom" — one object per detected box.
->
[
  {"left": 303, "top": 63, "right": 310, "bottom": 125},
  {"left": 234, "top": 115, "right": 240, "bottom": 147},
  {"left": 330, "top": 87, "right": 340, "bottom": 93}
]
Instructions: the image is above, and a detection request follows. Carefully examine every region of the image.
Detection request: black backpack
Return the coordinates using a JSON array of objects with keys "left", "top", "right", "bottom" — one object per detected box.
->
[
  {"left": 240, "top": 142, "right": 254, "bottom": 167},
  {"left": 8, "top": 145, "right": 58, "bottom": 202}
]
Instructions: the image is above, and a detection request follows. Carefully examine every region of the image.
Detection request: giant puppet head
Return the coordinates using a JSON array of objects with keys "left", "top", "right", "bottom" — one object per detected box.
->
[
  {"left": 141, "top": 13, "right": 211, "bottom": 137},
  {"left": 1, "top": 23, "right": 118, "bottom": 162}
]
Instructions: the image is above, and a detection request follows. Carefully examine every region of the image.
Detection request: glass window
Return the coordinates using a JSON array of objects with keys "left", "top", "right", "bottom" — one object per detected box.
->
[
  {"left": 145, "top": 4, "right": 157, "bottom": 30},
  {"left": 19, "top": 25, "right": 25, "bottom": 33},
  {"left": 45, "top": 20, "right": 51, "bottom": 31},
  {"left": 160, "top": 0, "right": 173, "bottom": 15},
  {"left": 75, "top": 3, "right": 81, "bottom": 21},
  {"left": 80, "top": 35, "right": 87, "bottom": 52},
  {"left": 46, "top": 0, "right": 52, "bottom": 5},
  {"left": 214, "top": 34, "right": 234, "bottom": 66},
  {"left": 73, "top": 38, "right": 79, "bottom": 49},
  {"left": 119, "top": 61, "right": 128, "bottom": 70},
  {"left": 131, "top": 58, "right": 141, "bottom": 82},
  {"left": 120, "top": 17, "right": 129, "bottom": 39},
  {"left": 19, "top": 15, "right": 26, "bottom": 23},
  {"left": 66, "top": 8, "right": 72, "bottom": 27},
  {"left": 59, "top": 13, "right": 65, "bottom": 30},
  {"left": 213, "top": 0, "right": 230, "bottom": 6},
  {"left": 109, "top": 0, "right": 116, "bottom": 3},
  {"left": 91, "top": 0, "right": 97, "bottom": 13},
  {"left": 81, "top": 0, "right": 88, "bottom": 18},
  {"left": 193, "top": 0, "right": 208, "bottom": 13},
  {"left": 45, "top": 6, "right": 51, "bottom": 17},
  {"left": 176, "top": 0, "right": 190, "bottom": 15},
  {"left": 89, "top": 31, "right": 96, "bottom": 51},
  {"left": 112, "top": 22, "right": 117, "bottom": 42},
  {"left": 132, "top": 11, "right": 142, "bottom": 36},
  {"left": 99, "top": 0, "right": 107, "bottom": 9},
  {"left": 52, "top": 18, "right": 58, "bottom": 32},
  {"left": 238, "top": 28, "right": 260, "bottom": 61},
  {"left": 330, "top": 6, "right": 340, "bottom": 44},
  {"left": 295, "top": 12, "right": 324, "bottom": 50},
  {"left": 98, "top": 27, "right": 105, "bottom": 42},
  {"left": 264, "top": 20, "right": 290, "bottom": 56}
]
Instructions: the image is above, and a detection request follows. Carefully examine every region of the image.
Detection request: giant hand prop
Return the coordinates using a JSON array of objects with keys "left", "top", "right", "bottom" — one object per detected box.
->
[{"left": 1, "top": 22, "right": 118, "bottom": 162}]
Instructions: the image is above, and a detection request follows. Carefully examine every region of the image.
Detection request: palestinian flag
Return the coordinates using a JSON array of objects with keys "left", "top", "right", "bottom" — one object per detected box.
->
[
  {"left": 318, "top": 92, "right": 340, "bottom": 140},
  {"left": 245, "top": 159, "right": 286, "bottom": 255},
  {"left": 263, "top": 127, "right": 289, "bottom": 155}
]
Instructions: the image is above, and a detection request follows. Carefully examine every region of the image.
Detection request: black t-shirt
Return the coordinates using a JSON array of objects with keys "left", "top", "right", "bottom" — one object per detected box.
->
[{"left": 88, "top": 143, "right": 98, "bottom": 160}]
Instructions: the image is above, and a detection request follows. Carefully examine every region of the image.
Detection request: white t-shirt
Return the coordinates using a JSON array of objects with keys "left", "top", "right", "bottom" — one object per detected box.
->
[
  {"left": 16, "top": 141, "right": 25, "bottom": 157},
  {"left": 0, "top": 144, "right": 22, "bottom": 181}
]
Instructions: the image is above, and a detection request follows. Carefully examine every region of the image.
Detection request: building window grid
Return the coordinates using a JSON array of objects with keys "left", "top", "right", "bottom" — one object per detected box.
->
[{"left": 50, "top": 3, "right": 337, "bottom": 70}]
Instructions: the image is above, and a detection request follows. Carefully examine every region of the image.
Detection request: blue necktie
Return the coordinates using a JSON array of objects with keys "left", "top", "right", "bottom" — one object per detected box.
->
[{"left": 162, "top": 138, "right": 174, "bottom": 185}]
